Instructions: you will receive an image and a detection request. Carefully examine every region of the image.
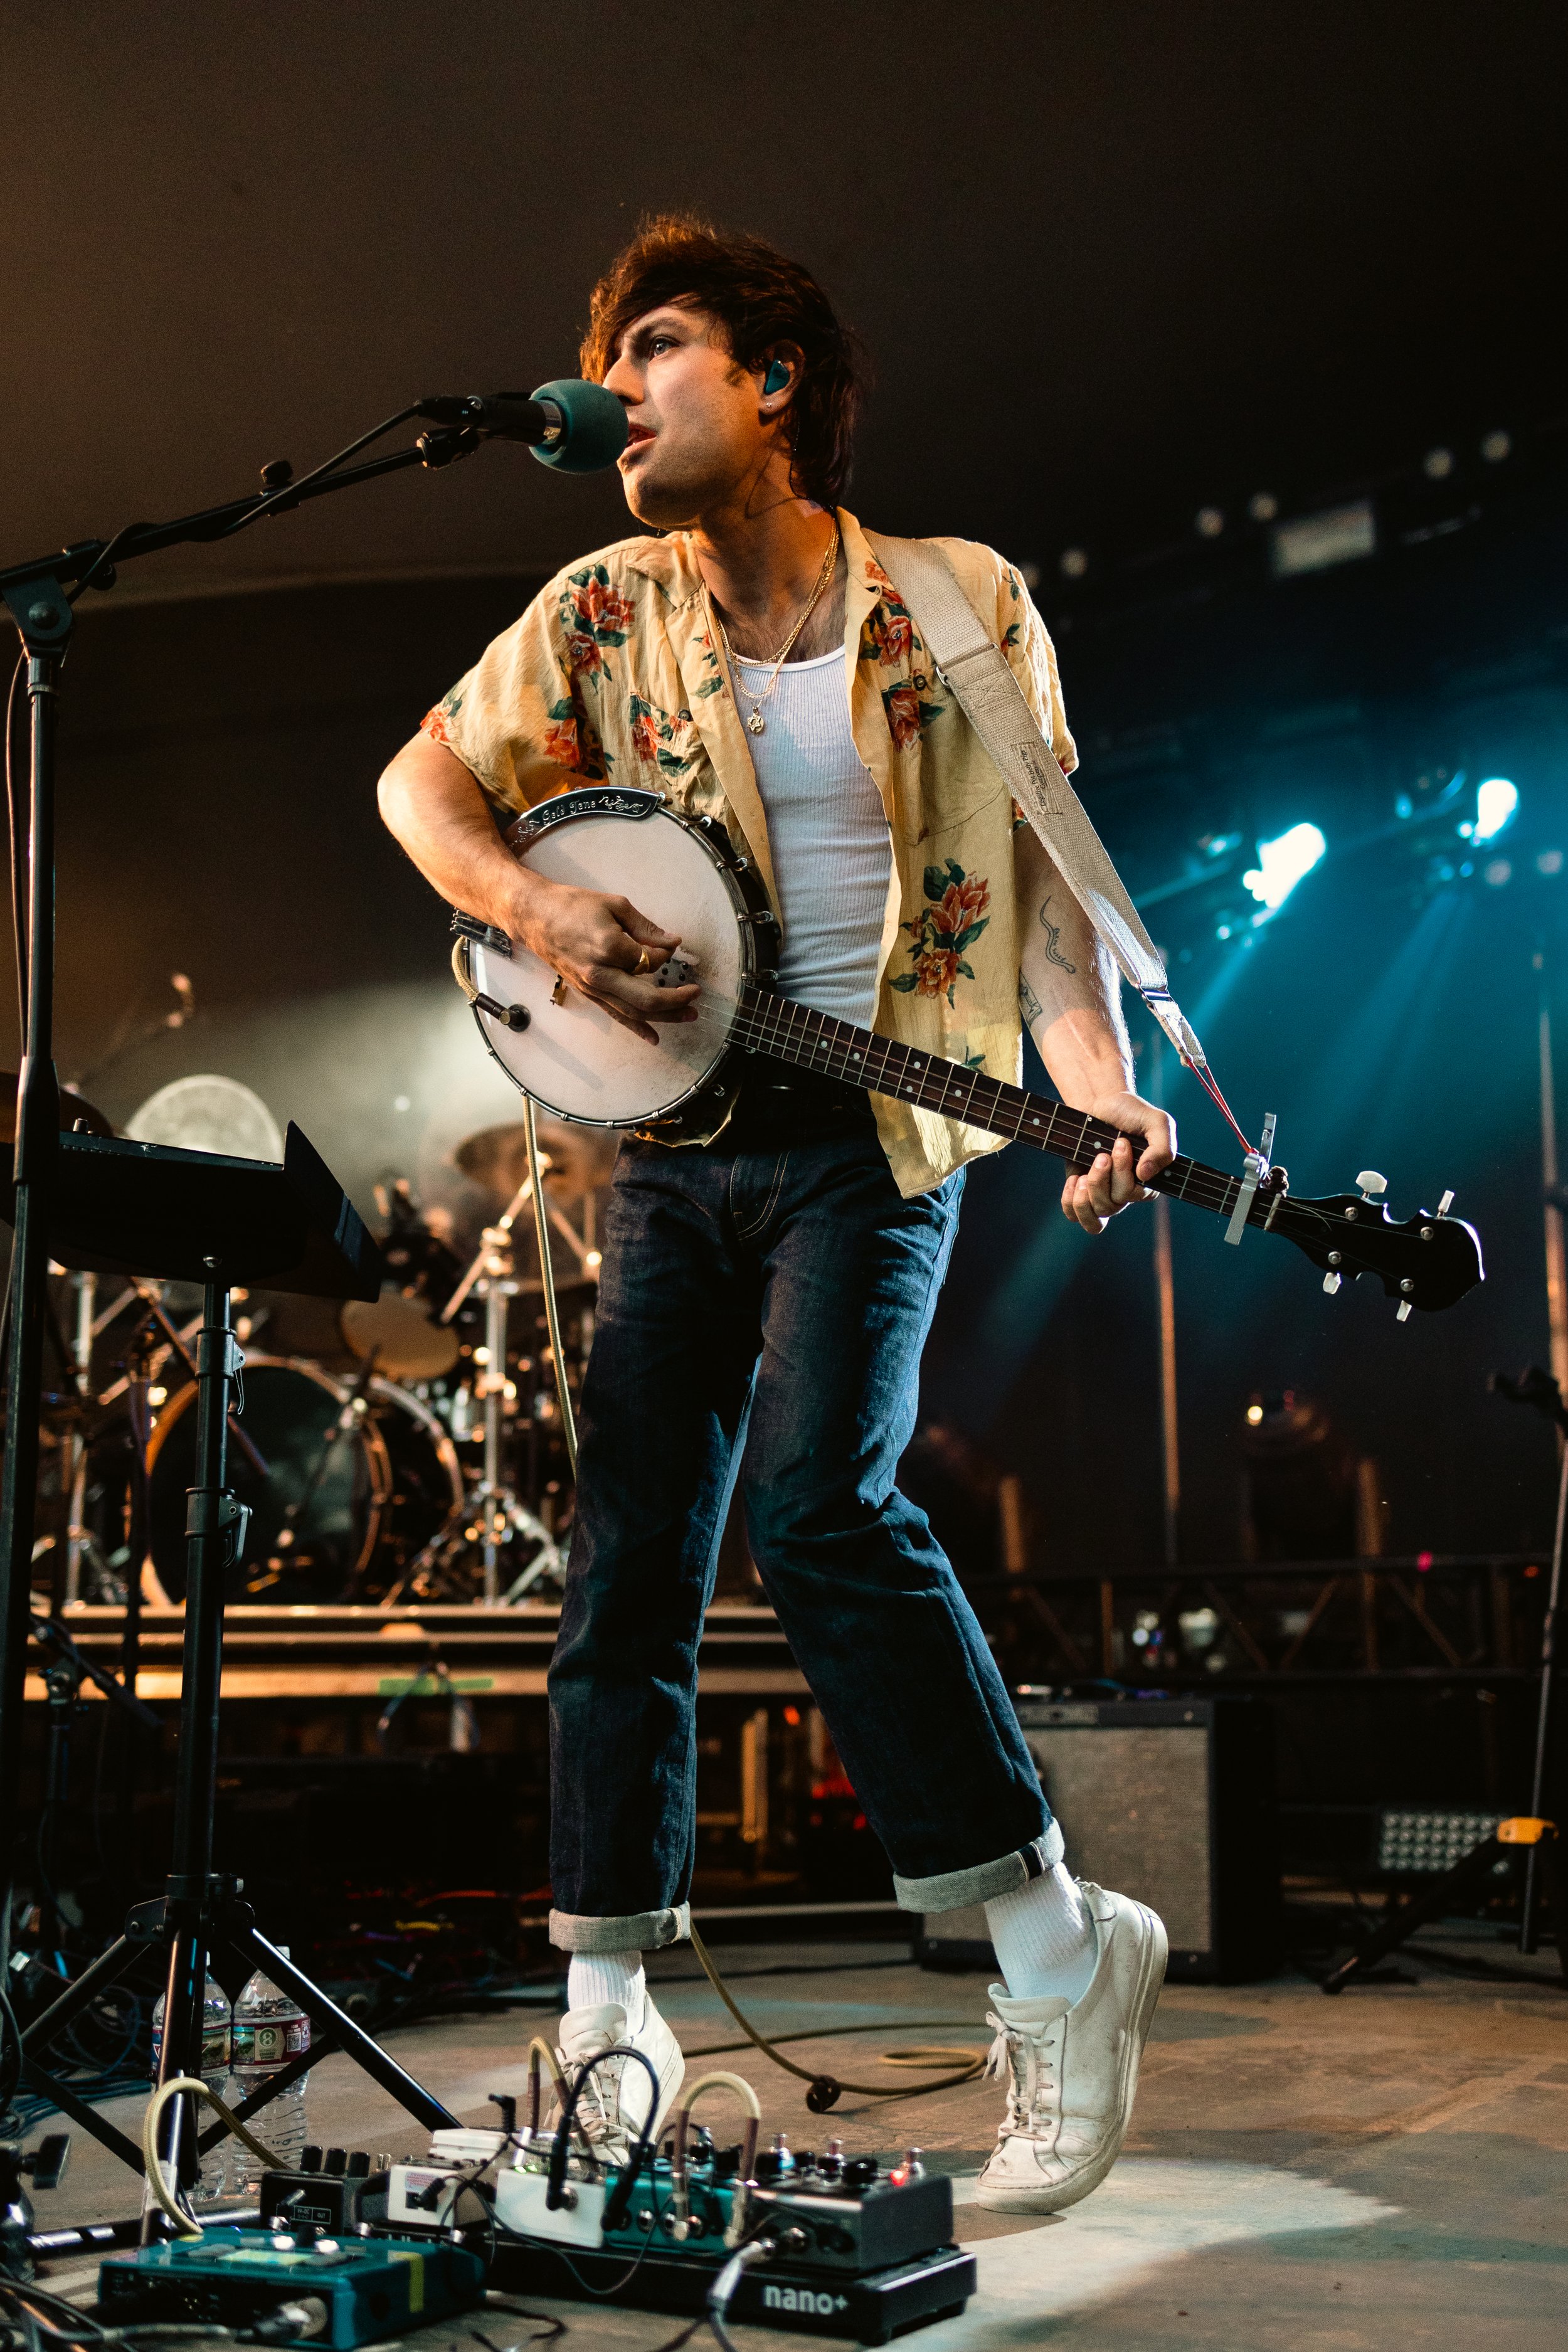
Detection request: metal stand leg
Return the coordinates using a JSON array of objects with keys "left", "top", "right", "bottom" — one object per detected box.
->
[
  {"left": 19, "top": 1272, "right": 458, "bottom": 2219},
  {"left": 1521, "top": 1443, "right": 1568, "bottom": 1952}
]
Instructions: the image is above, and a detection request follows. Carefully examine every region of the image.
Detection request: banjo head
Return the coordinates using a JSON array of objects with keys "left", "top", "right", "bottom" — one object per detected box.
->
[{"left": 466, "top": 790, "right": 764, "bottom": 1128}]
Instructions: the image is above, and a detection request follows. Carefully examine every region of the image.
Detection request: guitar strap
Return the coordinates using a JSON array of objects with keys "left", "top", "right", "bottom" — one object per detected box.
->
[{"left": 863, "top": 530, "right": 1214, "bottom": 1087}]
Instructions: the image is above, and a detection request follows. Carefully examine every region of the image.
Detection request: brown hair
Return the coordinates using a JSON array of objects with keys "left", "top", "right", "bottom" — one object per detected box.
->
[{"left": 580, "top": 213, "right": 869, "bottom": 507}]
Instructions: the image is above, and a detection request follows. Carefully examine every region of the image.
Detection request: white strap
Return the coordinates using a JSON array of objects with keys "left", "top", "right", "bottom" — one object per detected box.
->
[{"left": 864, "top": 531, "right": 1208, "bottom": 1073}]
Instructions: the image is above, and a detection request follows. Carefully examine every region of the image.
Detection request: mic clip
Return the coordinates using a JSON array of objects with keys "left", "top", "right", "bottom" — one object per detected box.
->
[{"left": 416, "top": 423, "right": 482, "bottom": 470}]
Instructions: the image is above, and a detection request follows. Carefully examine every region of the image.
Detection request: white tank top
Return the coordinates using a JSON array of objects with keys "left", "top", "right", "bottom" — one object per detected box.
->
[{"left": 732, "top": 647, "right": 893, "bottom": 1028}]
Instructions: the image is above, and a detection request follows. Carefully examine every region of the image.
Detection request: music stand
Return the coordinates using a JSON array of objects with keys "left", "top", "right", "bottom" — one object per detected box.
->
[{"left": 9, "top": 1123, "right": 460, "bottom": 2228}]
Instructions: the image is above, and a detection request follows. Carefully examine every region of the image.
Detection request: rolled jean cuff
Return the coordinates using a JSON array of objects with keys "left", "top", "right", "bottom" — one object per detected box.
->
[
  {"left": 549, "top": 1903, "right": 691, "bottom": 1954},
  {"left": 893, "top": 1820, "right": 1064, "bottom": 1915}
]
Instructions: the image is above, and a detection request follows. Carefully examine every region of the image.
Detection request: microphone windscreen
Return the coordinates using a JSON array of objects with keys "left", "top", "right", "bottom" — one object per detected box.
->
[{"left": 529, "top": 379, "right": 628, "bottom": 474}]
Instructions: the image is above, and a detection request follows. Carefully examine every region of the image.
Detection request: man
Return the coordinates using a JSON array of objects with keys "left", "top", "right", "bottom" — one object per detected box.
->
[{"left": 378, "top": 217, "right": 1175, "bottom": 2215}]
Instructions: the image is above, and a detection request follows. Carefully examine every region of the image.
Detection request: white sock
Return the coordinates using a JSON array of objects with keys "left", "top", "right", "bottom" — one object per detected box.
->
[
  {"left": 566, "top": 1950, "right": 646, "bottom": 2033},
  {"left": 985, "top": 1865, "right": 1098, "bottom": 2006}
]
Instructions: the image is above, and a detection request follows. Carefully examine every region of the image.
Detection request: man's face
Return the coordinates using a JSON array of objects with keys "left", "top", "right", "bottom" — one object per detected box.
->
[{"left": 601, "top": 303, "right": 773, "bottom": 528}]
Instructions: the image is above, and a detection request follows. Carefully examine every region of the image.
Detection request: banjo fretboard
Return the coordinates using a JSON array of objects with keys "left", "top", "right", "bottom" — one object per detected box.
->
[{"left": 731, "top": 982, "right": 1272, "bottom": 1235}]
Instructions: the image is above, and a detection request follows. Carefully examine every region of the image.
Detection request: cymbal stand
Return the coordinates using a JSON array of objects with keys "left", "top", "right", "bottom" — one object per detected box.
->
[{"left": 389, "top": 1197, "right": 562, "bottom": 1605}]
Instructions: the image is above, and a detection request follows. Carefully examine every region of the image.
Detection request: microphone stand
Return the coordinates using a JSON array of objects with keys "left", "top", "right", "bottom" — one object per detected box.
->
[{"left": 0, "top": 411, "right": 485, "bottom": 1931}]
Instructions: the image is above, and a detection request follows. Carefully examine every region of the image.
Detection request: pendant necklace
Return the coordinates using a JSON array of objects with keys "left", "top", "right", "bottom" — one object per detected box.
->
[{"left": 716, "top": 523, "right": 840, "bottom": 736}]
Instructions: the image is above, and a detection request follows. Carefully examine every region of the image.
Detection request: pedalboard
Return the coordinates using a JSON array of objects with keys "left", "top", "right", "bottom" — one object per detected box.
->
[
  {"left": 386, "top": 2129, "right": 975, "bottom": 2342},
  {"left": 488, "top": 2235, "right": 975, "bottom": 2343},
  {"left": 97, "top": 2227, "right": 484, "bottom": 2349}
]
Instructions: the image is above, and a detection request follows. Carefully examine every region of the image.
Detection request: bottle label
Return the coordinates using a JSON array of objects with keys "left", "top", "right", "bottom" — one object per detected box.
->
[
  {"left": 232, "top": 2016, "right": 310, "bottom": 2068},
  {"left": 150, "top": 2023, "right": 230, "bottom": 2077}
]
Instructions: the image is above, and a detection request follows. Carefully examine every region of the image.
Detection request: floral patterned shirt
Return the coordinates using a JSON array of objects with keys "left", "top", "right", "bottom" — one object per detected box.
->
[{"left": 423, "top": 507, "right": 1076, "bottom": 1197}]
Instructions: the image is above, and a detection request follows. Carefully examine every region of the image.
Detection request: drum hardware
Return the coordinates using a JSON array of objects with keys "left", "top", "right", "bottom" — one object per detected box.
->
[
  {"left": 395, "top": 1194, "right": 564, "bottom": 1607},
  {"left": 139, "top": 1356, "right": 464, "bottom": 1608},
  {"left": 271, "top": 1348, "right": 381, "bottom": 1565},
  {"left": 94, "top": 1278, "right": 271, "bottom": 1483},
  {"left": 341, "top": 1181, "right": 464, "bottom": 1382}
]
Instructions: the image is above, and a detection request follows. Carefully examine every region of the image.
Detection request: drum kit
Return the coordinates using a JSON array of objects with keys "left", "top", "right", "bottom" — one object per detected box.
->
[{"left": 19, "top": 1071, "right": 616, "bottom": 1612}]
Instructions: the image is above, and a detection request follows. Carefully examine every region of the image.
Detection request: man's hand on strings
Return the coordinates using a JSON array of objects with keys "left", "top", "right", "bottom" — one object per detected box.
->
[
  {"left": 1060, "top": 1091, "right": 1176, "bottom": 1234},
  {"left": 513, "top": 875, "right": 700, "bottom": 1046}
]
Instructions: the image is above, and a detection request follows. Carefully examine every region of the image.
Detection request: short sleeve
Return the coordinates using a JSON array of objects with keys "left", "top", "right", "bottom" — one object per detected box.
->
[{"left": 420, "top": 579, "right": 609, "bottom": 817}]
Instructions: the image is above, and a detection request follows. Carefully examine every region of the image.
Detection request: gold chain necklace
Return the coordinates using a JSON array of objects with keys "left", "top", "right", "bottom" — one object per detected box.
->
[{"left": 716, "top": 523, "right": 840, "bottom": 737}]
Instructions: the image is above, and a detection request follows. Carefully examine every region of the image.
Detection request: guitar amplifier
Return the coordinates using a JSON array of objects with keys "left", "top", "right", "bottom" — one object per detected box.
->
[{"left": 918, "top": 1695, "right": 1279, "bottom": 1983}]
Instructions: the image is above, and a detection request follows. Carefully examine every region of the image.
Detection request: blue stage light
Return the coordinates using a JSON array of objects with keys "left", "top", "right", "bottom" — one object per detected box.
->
[
  {"left": 1242, "top": 822, "right": 1327, "bottom": 914},
  {"left": 1474, "top": 777, "right": 1518, "bottom": 843}
]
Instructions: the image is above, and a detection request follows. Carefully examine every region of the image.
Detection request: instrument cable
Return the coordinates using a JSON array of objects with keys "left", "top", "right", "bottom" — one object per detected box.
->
[{"left": 522, "top": 1098, "right": 575, "bottom": 1476}]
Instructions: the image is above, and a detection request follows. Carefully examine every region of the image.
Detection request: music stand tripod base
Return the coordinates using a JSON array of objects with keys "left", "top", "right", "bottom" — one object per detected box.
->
[{"left": 11, "top": 1124, "right": 462, "bottom": 2228}]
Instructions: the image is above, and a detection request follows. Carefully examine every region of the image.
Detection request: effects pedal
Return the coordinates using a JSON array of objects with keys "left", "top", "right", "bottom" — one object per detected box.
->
[
  {"left": 260, "top": 2148, "right": 391, "bottom": 2235},
  {"left": 97, "top": 2227, "right": 484, "bottom": 2349},
  {"left": 386, "top": 2126, "right": 522, "bottom": 2230}
]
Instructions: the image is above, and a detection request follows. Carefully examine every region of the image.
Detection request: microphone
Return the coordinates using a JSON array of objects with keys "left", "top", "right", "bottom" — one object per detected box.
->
[{"left": 413, "top": 379, "right": 628, "bottom": 474}]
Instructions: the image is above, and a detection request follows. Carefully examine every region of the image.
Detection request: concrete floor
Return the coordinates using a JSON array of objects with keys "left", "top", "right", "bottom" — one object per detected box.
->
[{"left": 31, "top": 1934, "right": 1568, "bottom": 2348}]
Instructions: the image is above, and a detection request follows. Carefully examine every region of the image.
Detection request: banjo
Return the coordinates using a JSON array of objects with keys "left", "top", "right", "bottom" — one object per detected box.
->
[{"left": 452, "top": 787, "right": 1483, "bottom": 1318}]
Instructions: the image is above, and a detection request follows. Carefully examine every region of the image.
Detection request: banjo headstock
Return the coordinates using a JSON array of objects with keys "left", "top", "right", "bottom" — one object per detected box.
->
[{"left": 1271, "top": 1174, "right": 1484, "bottom": 1315}]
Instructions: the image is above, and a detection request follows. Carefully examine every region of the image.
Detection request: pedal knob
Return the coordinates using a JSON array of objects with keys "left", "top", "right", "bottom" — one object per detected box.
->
[{"left": 1356, "top": 1170, "right": 1387, "bottom": 1202}]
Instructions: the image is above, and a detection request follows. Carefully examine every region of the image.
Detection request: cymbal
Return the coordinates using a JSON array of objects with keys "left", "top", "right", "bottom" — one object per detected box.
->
[
  {"left": 341, "top": 1289, "right": 461, "bottom": 1381},
  {"left": 1, "top": 1073, "right": 114, "bottom": 1147},
  {"left": 454, "top": 1119, "right": 617, "bottom": 1204},
  {"left": 127, "top": 1073, "right": 283, "bottom": 1162}
]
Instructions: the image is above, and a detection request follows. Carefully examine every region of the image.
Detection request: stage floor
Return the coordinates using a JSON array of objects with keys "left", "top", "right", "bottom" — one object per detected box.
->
[{"left": 36, "top": 1932, "right": 1568, "bottom": 2348}]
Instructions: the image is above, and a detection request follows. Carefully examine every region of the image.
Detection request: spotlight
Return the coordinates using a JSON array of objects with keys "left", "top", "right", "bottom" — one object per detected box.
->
[
  {"left": 1483, "top": 859, "right": 1512, "bottom": 888},
  {"left": 1537, "top": 850, "right": 1564, "bottom": 877},
  {"left": 1195, "top": 507, "right": 1225, "bottom": 538},
  {"left": 1474, "top": 777, "right": 1518, "bottom": 842},
  {"left": 1059, "top": 547, "right": 1088, "bottom": 580},
  {"left": 1423, "top": 447, "right": 1454, "bottom": 480},
  {"left": 1246, "top": 1403, "right": 1264, "bottom": 1425},
  {"left": 1242, "top": 822, "right": 1327, "bottom": 913},
  {"left": 1248, "top": 492, "right": 1278, "bottom": 522},
  {"left": 1480, "top": 429, "right": 1512, "bottom": 464}
]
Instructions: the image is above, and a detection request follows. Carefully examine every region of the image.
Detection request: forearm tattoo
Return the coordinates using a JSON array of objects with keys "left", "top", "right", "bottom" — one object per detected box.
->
[{"left": 1038, "top": 897, "right": 1078, "bottom": 973}]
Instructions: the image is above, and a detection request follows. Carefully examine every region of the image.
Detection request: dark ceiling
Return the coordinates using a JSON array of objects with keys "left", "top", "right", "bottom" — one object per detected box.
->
[{"left": 4, "top": 3, "right": 1564, "bottom": 604}]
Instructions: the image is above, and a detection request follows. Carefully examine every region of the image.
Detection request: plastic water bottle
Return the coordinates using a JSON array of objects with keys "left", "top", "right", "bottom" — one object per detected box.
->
[
  {"left": 150, "top": 1973, "right": 233, "bottom": 2208},
  {"left": 231, "top": 1949, "right": 311, "bottom": 2186}
]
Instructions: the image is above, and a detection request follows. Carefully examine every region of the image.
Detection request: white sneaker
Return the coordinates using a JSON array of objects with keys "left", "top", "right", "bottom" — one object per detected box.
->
[
  {"left": 975, "top": 1882, "right": 1167, "bottom": 2214},
  {"left": 551, "top": 1996, "right": 685, "bottom": 2163}
]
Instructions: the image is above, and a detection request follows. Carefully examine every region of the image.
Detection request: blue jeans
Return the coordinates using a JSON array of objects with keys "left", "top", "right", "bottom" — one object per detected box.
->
[{"left": 547, "top": 1079, "right": 1051, "bottom": 1954}]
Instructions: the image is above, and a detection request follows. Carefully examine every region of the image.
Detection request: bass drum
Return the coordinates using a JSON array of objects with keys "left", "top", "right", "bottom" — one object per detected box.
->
[{"left": 142, "top": 1358, "right": 464, "bottom": 1606}]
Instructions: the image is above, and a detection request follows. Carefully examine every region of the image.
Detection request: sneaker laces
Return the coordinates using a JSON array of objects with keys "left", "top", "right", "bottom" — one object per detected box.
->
[
  {"left": 984, "top": 2011, "right": 1061, "bottom": 2140},
  {"left": 550, "top": 2042, "right": 627, "bottom": 2151}
]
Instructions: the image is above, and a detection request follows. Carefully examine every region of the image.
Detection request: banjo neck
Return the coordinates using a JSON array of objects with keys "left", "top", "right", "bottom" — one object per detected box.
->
[{"left": 733, "top": 982, "right": 1262, "bottom": 1234}]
